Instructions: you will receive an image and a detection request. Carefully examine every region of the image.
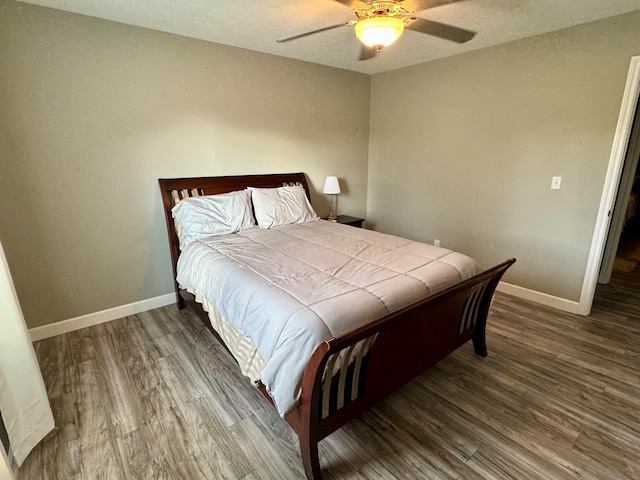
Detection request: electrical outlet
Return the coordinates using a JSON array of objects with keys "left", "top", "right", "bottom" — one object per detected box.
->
[
  {"left": 551, "top": 176, "right": 562, "bottom": 190},
  {"left": 434, "top": 239, "right": 440, "bottom": 247}
]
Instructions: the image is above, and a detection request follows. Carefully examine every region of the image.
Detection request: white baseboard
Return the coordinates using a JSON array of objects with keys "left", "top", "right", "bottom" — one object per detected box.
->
[
  {"left": 497, "top": 282, "right": 581, "bottom": 314},
  {"left": 28, "top": 293, "right": 176, "bottom": 342},
  {"left": 27, "top": 281, "right": 582, "bottom": 343}
]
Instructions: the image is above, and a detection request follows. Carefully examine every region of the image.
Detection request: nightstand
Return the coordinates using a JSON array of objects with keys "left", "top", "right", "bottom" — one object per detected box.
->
[{"left": 335, "top": 215, "right": 364, "bottom": 228}]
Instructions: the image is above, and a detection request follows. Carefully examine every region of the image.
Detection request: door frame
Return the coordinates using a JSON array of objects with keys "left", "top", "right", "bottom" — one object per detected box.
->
[
  {"left": 579, "top": 56, "right": 640, "bottom": 315},
  {"left": 598, "top": 99, "right": 640, "bottom": 284}
]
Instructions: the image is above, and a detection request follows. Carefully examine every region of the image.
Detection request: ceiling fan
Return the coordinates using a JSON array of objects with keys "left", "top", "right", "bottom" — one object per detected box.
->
[{"left": 276, "top": 0, "right": 476, "bottom": 61}]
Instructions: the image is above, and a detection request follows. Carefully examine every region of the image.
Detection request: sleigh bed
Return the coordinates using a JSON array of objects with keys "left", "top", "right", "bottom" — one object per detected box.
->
[{"left": 158, "top": 172, "right": 514, "bottom": 480}]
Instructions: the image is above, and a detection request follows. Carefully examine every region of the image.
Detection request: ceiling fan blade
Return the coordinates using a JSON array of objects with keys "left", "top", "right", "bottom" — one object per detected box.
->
[
  {"left": 358, "top": 46, "right": 378, "bottom": 61},
  {"left": 407, "top": 18, "right": 476, "bottom": 43},
  {"left": 401, "top": 0, "right": 466, "bottom": 13},
  {"left": 276, "top": 23, "right": 350, "bottom": 43}
]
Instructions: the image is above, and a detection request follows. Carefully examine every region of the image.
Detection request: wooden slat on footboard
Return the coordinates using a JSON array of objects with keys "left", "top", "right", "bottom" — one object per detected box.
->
[{"left": 319, "top": 337, "right": 373, "bottom": 421}]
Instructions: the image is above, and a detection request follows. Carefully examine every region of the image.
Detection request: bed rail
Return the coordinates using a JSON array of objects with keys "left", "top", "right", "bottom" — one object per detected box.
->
[{"left": 287, "top": 258, "right": 515, "bottom": 480}]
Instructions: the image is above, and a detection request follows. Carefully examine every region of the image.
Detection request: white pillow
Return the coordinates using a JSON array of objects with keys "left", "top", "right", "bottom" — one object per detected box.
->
[
  {"left": 249, "top": 185, "right": 318, "bottom": 229},
  {"left": 171, "top": 189, "right": 255, "bottom": 249}
]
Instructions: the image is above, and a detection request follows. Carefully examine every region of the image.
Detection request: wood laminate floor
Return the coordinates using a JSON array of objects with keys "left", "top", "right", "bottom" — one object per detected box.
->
[{"left": 17, "top": 276, "right": 640, "bottom": 479}]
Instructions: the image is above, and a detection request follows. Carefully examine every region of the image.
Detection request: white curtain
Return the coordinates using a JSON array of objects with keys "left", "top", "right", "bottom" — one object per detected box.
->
[
  {"left": 1, "top": 447, "right": 13, "bottom": 480},
  {"left": 0, "top": 241, "right": 54, "bottom": 465}
]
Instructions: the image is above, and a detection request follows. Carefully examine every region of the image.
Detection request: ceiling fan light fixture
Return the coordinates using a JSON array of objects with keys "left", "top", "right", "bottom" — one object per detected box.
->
[{"left": 355, "top": 16, "right": 404, "bottom": 49}]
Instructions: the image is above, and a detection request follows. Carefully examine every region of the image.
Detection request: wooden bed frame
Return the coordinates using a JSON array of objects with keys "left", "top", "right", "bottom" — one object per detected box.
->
[{"left": 158, "top": 173, "right": 515, "bottom": 479}]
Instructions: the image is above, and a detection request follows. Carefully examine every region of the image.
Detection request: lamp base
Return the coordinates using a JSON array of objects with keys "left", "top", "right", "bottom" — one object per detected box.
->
[{"left": 327, "top": 195, "right": 338, "bottom": 222}]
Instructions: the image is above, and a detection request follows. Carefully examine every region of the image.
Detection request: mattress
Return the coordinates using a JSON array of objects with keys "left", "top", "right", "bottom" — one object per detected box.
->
[{"left": 176, "top": 220, "right": 481, "bottom": 415}]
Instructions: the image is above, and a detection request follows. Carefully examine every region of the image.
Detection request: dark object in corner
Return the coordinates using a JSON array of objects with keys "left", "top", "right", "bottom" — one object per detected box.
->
[{"left": 0, "top": 410, "right": 9, "bottom": 455}]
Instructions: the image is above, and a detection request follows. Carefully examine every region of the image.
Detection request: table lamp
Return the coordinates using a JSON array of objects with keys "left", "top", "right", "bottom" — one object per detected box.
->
[{"left": 323, "top": 176, "right": 341, "bottom": 221}]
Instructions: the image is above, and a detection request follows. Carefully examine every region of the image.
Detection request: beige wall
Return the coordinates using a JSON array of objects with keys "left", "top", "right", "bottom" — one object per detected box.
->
[
  {"left": 0, "top": 1, "right": 370, "bottom": 328},
  {"left": 368, "top": 11, "right": 640, "bottom": 301},
  {"left": 2, "top": 1, "right": 639, "bottom": 328}
]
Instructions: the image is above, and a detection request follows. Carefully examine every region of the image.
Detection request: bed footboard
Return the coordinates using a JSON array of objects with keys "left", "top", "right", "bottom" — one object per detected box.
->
[{"left": 286, "top": 258, "right": 515, "bottom": 480}]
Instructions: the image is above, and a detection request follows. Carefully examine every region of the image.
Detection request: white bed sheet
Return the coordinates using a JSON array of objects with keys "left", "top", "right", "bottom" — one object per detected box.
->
[{"left": 177, "top": 220, "right": 481, "bottom": 416}]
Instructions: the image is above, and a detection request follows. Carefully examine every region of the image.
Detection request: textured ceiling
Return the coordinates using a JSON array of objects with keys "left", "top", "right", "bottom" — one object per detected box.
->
[{"left": 19, "top": 0, "right": 640, "bottom": 74}]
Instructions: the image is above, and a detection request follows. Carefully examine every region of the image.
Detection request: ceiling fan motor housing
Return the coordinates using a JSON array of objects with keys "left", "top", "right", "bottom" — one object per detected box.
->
[{"left": 355, "top": 1, "right": 410, "bottom": 20}]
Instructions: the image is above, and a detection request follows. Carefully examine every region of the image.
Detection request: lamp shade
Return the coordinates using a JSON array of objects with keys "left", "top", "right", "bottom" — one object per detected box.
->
[
  {"left": 323, "top": 176, "right": 341, "bottom": 195},
  {"left": 355, "top": 16, "right": 405, "bottom": 49}
]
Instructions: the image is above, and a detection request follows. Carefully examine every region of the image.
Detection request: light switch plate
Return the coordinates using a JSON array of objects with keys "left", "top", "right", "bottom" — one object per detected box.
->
[{"left": 551, "top": 176, "right": 562, "bottom": 190}]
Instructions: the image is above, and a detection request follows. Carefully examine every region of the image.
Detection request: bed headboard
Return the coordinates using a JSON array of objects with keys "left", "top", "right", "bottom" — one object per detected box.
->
[{"left": 158, "top": 173, "right": 311, "bottom": 305}]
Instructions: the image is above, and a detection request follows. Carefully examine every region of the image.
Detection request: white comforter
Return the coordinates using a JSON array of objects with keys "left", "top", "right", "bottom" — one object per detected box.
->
[{"left": 176, "top": 220, "right": 481, "bottom": 416}]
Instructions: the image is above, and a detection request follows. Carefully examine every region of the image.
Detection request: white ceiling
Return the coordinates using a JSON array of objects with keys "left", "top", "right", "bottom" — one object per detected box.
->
[{"left": 20, "top": 0, "right": 640, "bottom": 75}]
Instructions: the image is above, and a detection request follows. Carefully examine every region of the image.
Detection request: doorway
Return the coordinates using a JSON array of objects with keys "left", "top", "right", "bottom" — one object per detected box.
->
[
  {"left": 579, "top": 56, "right": 640, "bottom": 315},
  {"left": 598, "top": 101, "right": 640, "bottom": 285}
]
